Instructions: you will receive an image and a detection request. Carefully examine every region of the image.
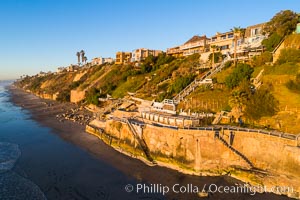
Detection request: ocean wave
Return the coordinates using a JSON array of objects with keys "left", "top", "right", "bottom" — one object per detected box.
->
[
  {"left": 0, "top": 143, "right": 21, "bottom": 173},
  {"left": 0, "top": 143, "right": 47, "bottom": 199},
  {"left": 0, "top": 171, "right": 47, "bottom": 200},
  {"left": 0, "top": 92, "right": 9, "bottom": 98}
]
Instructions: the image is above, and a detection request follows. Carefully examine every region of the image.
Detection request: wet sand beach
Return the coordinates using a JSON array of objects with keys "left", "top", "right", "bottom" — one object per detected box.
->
[{"left": 8, "top": 86, "right": 292, "bottom": 200}]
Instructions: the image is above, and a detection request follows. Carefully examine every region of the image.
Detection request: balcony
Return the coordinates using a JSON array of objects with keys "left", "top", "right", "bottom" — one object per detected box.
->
[
  {"left": 167, "top": 48, "right": 183, "bottom": 54},
  {"left": 183, "top": 49, "right": 200, "bottom": 56}
]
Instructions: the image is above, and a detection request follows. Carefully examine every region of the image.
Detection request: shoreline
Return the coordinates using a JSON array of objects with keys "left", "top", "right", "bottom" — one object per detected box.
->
[{"left": 8, "top": 85, "right": 296, "bottom": 200}]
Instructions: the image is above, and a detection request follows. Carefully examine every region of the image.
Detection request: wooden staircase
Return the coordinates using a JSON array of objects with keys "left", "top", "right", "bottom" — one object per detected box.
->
[
  {"left": 172, "top": 57, "right": 231, "bottom": 104},
  {"left": 212, "top": 111, "right": 227, "bottom": 125},
  {"left": 123, "top": 118, "right": 155, "bottom": 164},
  {"left": 215, "top": 131, "right": 254, "bottom": 168}
]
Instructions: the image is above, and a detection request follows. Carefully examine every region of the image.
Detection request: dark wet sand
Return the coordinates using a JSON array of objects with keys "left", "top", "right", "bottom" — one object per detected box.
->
[{"left": 9, "top": 86, "right": 292, "bottom": 200}]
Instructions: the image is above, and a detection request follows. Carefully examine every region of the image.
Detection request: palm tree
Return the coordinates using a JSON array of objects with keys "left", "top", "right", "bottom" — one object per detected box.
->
[
  {"left": 210, "top": 45, "right": 220, "bottom": 68},
  {"left": 76, "top": 52, "right": 81, "bottom": 65},
  {"left": 231, "top": 27, "right": 245, "bottom": 66},
  {"left": 80, "top": 50, "right": 85, "bottom": 64},
  {"left": 228, "top": 90, "right": 248, "bottom": 122},
  {"left": 211, "top": 45, "right": 217, "bottom": 67},
  {"left": 83, "top": 56, "right": 87, "bottom": 64}
]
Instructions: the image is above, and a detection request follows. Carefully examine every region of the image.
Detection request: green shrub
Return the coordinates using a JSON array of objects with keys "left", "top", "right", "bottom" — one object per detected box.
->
[
  {"left": 69, "top": 81, "right": 81, "bottom": 90},
  {"left": 168, "top": 74, "right": 195, "bottom": 94},
  {"left": 264, "top": 62, "right": 300, "bottom": 75},
  {"left": 56, "top": 89, "right": 70, "bottom": 102},
  {"left": 141, "top": 63, "right": 152, "bottom": 73},
  {"left": 112, "top": 76, "right": 146, "bottom": 98},
  {"left": 261, "top": 10, "right": 298, "bottom": 52},
  {"left": 286, "top": 74, "right": 300, "bottom": 93},
  {"left": 85, "top": 87, "right": 100, "bottom": 105},
  {"left": 263, "top": 10, "right": 298, "bottom": 37},
  {"left": 252, "top": 52, "right": 273, "bottom": 67},
  {"left": 262, "top": 33, "right": 282, "bottom": 52},
  {"left": 276, "top": 48, "right": 300, "bottom": 65},
  {"left": 185, "top": 53, "right": 200, "bottom": 62},
  {"left": 154, "top": 53, "right": 175, "bottom": 69},
  {"left": 245, "top": 88, "right": 279, "bottom": 121},
  {"left": 208, "top": 52, "right": 222, "bottom": 63},
  {"left": 223, "top": 61, "right": 233, "bottom": 70},
  {"left": 225, "top": 63, "right": 254, "bottom": 89}
]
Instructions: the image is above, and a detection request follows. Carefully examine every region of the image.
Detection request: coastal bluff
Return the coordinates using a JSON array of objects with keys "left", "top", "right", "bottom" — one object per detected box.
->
[{"left": 86, "top": 119, "right": 300, "bottom": 198}]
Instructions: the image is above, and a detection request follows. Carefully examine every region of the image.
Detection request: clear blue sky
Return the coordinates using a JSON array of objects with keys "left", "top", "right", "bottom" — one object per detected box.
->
[{"left": 0, "top": 0, "right": 299, "bottom": 80}]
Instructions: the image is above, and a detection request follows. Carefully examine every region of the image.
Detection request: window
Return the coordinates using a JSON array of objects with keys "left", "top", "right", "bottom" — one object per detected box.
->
[
  {"left": 221, "top": 35, "right": 226, "bottom": 40},
  {"left": 251, "top": 28, "right": 261, "bottom": 36},
  {"left": 228, "top": 33, "right": 233, "bottom": 38},
  {"left": 220, "top": 45, "right": 229, "bottom": 50}
]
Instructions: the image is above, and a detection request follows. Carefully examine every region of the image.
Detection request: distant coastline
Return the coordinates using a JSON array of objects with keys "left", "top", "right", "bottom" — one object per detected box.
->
[{"left": 0, "top": 79, "right": 15, "bottom": 82}]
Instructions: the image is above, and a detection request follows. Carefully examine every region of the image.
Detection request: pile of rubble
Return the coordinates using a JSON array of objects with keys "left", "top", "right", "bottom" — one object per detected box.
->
[{"left": 55, "top": 107, "right": 94, "bottom": 125}]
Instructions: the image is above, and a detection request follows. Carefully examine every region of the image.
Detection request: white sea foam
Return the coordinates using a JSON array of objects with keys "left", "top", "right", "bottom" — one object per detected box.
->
[
  {"left": 0, "top": 143, "right": 21, "bottom": 172},
  {"left": 0, "top": 143, "right": 47, "bottom": 199}
]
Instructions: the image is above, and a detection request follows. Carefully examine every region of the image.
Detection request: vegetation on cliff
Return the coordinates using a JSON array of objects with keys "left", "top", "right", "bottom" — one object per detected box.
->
[
  {"left": 262, "top": 10, "right": 298, "bottom": 51},
  {"left": 15, "top": 10, "right": 300, "bottom": 133}
]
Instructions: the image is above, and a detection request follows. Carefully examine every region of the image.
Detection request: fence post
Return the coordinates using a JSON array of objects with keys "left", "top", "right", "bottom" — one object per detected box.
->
[{"left": 297, "top": 134, "right": 300, "bottom": 147}]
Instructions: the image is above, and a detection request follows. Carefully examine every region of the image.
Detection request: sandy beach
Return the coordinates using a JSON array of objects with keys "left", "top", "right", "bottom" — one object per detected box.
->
[{"left": 8, "top": 86, "right": 292, "bottom": 200}]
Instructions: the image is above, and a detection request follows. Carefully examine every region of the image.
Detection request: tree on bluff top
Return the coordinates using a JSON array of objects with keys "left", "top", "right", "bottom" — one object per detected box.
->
[
  {"left": 263, "top": 10, "right": 298, "bottom": 37},
  {"left": 262, "top": 10, "right": 298, "bottom": 51}
]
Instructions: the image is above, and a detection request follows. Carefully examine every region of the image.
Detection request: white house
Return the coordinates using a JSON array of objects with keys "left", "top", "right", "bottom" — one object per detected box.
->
[{"left": 92, "top": 57, "right": 115, "bottom": 65}]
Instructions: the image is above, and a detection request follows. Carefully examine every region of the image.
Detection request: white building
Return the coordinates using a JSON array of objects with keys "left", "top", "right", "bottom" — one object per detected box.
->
[
  {"left": 244, "top": 23, "right": 267, "bottom": 49},
  {"left": 57, "top": 67, "right": 66, "bottom": 73},
  {"left": 131, "top": 48, "right": 163, "bottom": 62},
  {"left": 92, "top": 57, "right": 115, "bottom": 65}
]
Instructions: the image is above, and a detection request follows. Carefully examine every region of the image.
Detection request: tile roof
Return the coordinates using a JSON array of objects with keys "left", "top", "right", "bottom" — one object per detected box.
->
[{"left": 184, "top": 35, "right": 206, "bottom": 44}]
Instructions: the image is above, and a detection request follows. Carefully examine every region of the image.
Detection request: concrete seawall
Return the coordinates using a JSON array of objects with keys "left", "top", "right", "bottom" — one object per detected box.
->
[
  {"left": 86, "top": 119, "right": 300, "bottom": 198},
  {"left": 70, "top": 90, "right": 85, "bottom": 103}
]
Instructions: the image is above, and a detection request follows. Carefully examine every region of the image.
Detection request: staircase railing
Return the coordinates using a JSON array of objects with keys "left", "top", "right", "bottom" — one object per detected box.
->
[
  {"left": 215, "top": 131, "right": 254, "bottom": 168},
  {"left": 251, "top": 69, "right": 264, "bottom": 89},
  {"left": 123, "top": 118, "right": 155, "bottom": 163},
  {"left": 212, "top": 111, "right": 225, "bottom": 125},
  {"left": 172, "top": 57, "right": 230, "bottom": 104}
]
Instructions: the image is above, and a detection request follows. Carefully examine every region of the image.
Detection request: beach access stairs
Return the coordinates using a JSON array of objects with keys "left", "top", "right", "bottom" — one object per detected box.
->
[
  {"left": 251, "top": 69, "right": 264, "bottom": 89},
  {"left": 123, "top": 118, "right": 155, "bottom": 164},
  {"left": 212, "top": 111, "right": 228, "bottom": 125},
  {"left": 215, "top": 131, "right": 254, "bottom": 168},
  {"left": 170, "top": 57, "right": 231, "bottom": 105}
]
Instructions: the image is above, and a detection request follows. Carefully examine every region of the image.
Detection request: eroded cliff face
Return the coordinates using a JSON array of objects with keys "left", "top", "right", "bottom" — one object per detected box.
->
[
  {"left": 70, "top": 90, "right": 85, "bottom": 103},
  {"left": 141, "top": 125, "right": 249, "bottom": 170},
  {"left": 86, "top": 119, "right": 300, "bottom": 197},
  {"left": 103, "top": 120, "right": 299, "bottom": 173}
]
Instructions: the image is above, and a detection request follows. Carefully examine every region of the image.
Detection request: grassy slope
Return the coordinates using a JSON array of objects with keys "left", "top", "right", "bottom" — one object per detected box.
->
[
  {"left": 17, "top": 44, "right": 300, "bottom": 134},
  {"left": 258, "top": 63, "right": 300, "bottom": 134},
  {"left": 176, "top": 59, "right": 300, "bottom": 134},
  {"left": 177, "top": 64, "right": 233, "bottom": 113},
  {"left": 76, "top": 55, "right": 205, "bottom": 100}
]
